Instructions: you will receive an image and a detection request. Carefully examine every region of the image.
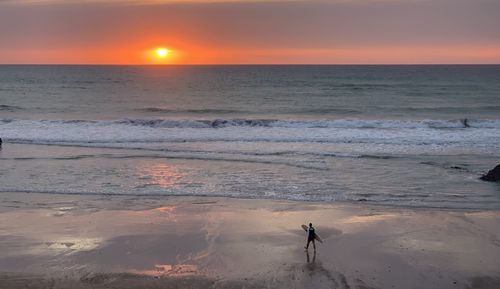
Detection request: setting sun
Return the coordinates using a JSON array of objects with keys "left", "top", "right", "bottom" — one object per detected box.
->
[
  {"left": 144, "top": 46, "right": 182, "bottom": 64},
  {"left": 155, "top": 48, "right": 170, "bottom": 58}
]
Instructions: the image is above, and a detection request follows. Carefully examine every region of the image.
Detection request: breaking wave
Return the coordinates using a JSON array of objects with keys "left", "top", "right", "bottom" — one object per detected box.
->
[
  {"left": 1, "top": 118, "right": 499, "bottom": 154},
  {"left": 19, "top": 117, "right": 500, "bottom": 129},
  {"left": 0, "top": 105, "right": 22, "bottom": 112}
]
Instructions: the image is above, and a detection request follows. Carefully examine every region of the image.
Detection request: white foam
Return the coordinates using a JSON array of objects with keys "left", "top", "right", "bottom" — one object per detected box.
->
[{"left": 1, "top": 118, "right": 499, "bottom": 155}]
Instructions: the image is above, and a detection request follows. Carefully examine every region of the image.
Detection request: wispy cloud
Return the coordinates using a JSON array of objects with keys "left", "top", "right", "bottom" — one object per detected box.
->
[
  {"left": 0, "top": 0, "right": 298, "bottom": 5},
  {"left": 1, "top": 0, "right": 499, "bottom": 63},
  {"left": 0, "top": 0, "right": 434, "bottom": 6}
]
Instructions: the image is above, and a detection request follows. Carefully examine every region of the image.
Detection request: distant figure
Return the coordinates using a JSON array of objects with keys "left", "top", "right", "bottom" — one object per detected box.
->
[
  {"left": 0, "top": 137, "right": 2, "bottom": 146},
  {"left": 305, "top": 223, "right": 316, "bottom": 251},
  {"left": 462, "top": 118, "right": 470, "bottom": 128}
]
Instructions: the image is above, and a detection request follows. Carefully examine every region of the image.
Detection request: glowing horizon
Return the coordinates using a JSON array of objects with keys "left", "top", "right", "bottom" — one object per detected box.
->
[{"left": 1, "top": 0, "right": 499, "bottom": 64}]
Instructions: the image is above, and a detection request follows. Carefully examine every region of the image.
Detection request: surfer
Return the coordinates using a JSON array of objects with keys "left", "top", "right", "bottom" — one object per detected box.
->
[
  {"left": 305, "top": 223, "right": 316, "bottom": 251},
  {"left": 461, "top": 118, "right": 470, "bottom": 128}
]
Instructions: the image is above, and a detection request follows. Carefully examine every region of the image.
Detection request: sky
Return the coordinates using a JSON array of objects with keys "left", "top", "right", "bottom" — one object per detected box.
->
[{"left": 1, "top": 0, "right": 499, "bottom": 64}]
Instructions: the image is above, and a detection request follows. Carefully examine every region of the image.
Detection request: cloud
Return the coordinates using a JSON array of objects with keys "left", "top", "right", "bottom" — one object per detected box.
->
[
  {"left": 1, "top": 0, "right": 499, "bottom": 63},
  {"left": 0, "top": 0, "right": 427, "bottom": 6},
  {"left": 0, "top": 0, "right": 298, "bottom": 6}
]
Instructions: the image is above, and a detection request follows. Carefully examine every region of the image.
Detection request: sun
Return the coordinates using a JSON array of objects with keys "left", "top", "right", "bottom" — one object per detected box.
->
[
  {"left": 155, "top": 48, "right": 170, "bottom": 58},
  {"left": 146, "top": 47, "right": 178, "bottom": 63}
]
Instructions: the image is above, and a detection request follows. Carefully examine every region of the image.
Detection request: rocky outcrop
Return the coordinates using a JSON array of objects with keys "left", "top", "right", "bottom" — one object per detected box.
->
[{"left": 480, "top": 164, "right": 500, "bottom": 182}]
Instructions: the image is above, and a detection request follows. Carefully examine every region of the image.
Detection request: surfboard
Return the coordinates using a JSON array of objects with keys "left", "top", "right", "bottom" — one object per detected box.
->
[{"left": 301, "top": 224, "right": 323, "bottom": 243}]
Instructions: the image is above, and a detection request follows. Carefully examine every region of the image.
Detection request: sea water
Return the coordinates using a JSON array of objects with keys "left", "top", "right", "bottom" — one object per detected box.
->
[{"left": 0, "top": 65, "right": 499, "bottom": 209}]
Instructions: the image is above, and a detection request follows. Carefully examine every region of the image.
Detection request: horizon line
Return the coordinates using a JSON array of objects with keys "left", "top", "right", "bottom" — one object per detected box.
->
[{"left": 1, "top": 63, "right": 500, "bottom": 66}]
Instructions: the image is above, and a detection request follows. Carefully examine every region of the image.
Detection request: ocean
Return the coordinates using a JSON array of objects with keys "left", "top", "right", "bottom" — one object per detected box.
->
[{"left": 0, "top": 65, "right": 499, "bottom": 209}]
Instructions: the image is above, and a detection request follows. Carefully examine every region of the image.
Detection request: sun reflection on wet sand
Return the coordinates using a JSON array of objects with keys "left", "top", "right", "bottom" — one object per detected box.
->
[
  {"left": 153, "top": 205, "right": 178, "bottom": 222},
  {"left": 138, "top": 163, "right": 184, "bottom": 188},
  {"left": 130, "top": 264, "right": 198, "bottom": 277},
  {"left": 44, "top": 238, "right": 102, "bottom": 252},
  {"left": 340, "top": 213, "right": 397, "bottom": 224},
  {"left": 154, "top": 206, "right": 176, "bottom": 214},
  {"left": 1, "top": 195, "right": 500, "bottom": 289}
]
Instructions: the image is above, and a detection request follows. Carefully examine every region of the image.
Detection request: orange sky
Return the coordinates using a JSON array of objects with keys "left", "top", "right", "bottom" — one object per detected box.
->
[{"left": 1, "top": 0, "right": 500, "bottom": 64}]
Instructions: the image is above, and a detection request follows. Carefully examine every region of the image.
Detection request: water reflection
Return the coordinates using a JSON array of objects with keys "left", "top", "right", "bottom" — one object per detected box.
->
[
  {"left": 306, "top": 250, "right": 316, "bottom": 264},
  {"left": 340, "top": 213, "right": 396, "bottom": 224},
  {"left": 154, "top": 206, "right": 178, "bottom": 222},
  {"left": 44, "top": 238, "right": 102, "bottom": 252},
  {"left": 138, "top": 163, "right": 184, "bottom": 188},
  {"left": 305, "top": 250, "right": 318, "bottom": 274},
  {"left": 130, "top": 264, "right": 198, "bottom": 277}
]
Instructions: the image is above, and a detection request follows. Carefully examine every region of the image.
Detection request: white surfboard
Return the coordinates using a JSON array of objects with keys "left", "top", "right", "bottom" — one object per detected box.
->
[{"left": 301, "top": 224, "right": 323, "bottom": 243}]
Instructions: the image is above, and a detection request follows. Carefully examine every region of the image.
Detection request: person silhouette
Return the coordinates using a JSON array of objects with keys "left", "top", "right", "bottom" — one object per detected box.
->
[{"left": 305, "top": 223, "right": 316, "bottom": 251}]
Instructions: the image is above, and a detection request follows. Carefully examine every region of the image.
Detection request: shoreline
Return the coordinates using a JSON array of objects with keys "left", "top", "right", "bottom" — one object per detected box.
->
[
  {"left": 0, "top": 189, "right": 497, "bottom": 212},
  {"left": 1, "top": 142, "right": 499, "bottom": 211},
  {"left": 1, "top": 192, "right": 499, "bottom": 289}
]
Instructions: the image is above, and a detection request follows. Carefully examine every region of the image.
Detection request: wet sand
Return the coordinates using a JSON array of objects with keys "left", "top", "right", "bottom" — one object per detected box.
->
[{"left": 0, "top": 192, "right": 499, "bottom": 289}]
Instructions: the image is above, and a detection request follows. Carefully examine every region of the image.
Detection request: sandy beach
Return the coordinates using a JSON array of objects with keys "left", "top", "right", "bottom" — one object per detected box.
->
[
  {"left": 2, "top": 0, "right": 500, "bottom": 285},
  {"left": 0, "top": 192, "right": 499, "bottom": 289}
]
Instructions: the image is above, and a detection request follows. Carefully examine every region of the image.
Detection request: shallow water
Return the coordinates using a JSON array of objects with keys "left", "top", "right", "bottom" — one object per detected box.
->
[{"left": 1, "top": 65, "right": 499, "bottom": 209}]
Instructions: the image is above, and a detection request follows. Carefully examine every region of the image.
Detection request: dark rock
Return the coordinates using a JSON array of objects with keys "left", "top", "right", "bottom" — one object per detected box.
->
[
  {"left": 480, "top": 164, "right": 500, "bottom": 182},
  {"left": 357, "top": 198, "right": 368, "bottom": 202}
]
